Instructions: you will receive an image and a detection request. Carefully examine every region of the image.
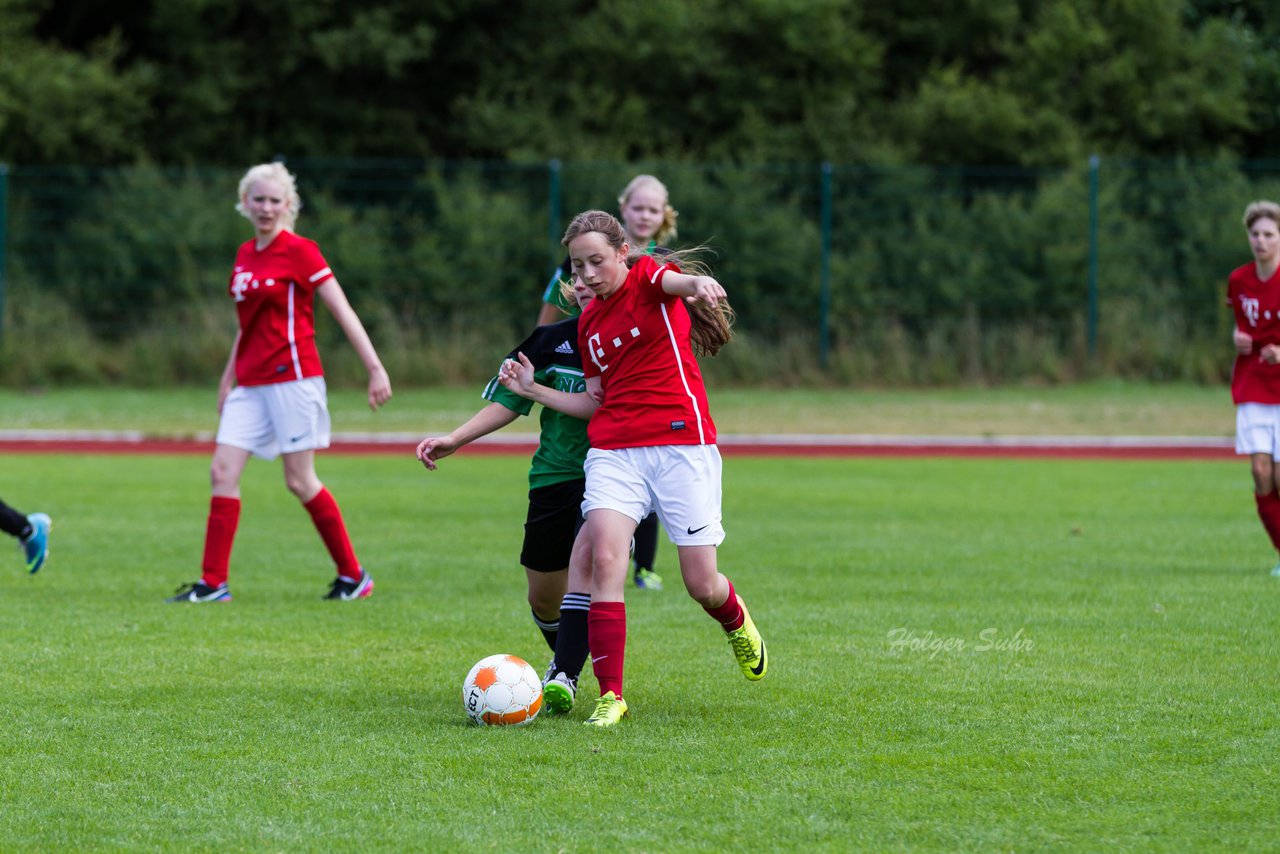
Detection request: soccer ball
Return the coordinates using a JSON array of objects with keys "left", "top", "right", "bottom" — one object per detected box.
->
[{"left": 462, "top": 654, "right": 543, "bottom": 726}]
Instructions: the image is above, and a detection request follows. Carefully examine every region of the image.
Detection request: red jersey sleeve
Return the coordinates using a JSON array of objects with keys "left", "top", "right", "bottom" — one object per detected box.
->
[
  {"left": 291, "top": 237, "right": 335, "bottom": 292},
  {"left": 631, "top": 254, "right": 680, "bottom": 304}
]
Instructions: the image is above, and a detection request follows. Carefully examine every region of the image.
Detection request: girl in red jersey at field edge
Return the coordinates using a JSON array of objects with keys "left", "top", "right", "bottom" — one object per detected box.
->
[
  {"left": 499, "top": 209, "right": 768, "bottom": 727},
  {"left": 168, "top": 162, "right": 392, "bottom": 603},
  {"left": 1227, "top": 200, "right": 1280, "bottom": 577}
]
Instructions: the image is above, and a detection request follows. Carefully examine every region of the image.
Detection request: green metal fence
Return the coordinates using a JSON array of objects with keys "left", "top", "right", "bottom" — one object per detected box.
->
[{"left": 2, "top": 157, "right": 1279, "bottom": 385}]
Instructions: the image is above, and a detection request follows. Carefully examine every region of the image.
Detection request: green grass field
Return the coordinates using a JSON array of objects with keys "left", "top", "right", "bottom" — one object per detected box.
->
[
  {"left": 0, "top": 379, "right": 1237, "bottom": 437},
  {"left": 1, "top": 448, "right": 1276, "bottom": 851}
]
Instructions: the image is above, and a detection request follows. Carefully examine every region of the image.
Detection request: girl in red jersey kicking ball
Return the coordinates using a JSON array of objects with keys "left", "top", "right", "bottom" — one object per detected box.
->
[
  {"left": 1228, "top": 200, "right": 1280, "bottom": 577},
  {"left": 499, "top": 210, "right": 768, "bottom": 727},
  {"left": 168, "top": 162, "right": 392, "bottom": 603},
  {"left": 538, "top": 175, "right": 683, "bottom": 593}
]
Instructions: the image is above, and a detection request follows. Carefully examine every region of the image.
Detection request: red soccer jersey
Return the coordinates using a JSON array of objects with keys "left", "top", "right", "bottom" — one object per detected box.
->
[
  {"left": 228, "top": 230, "right": 334, "bottom": 386},
  {"left": 1227, "top": 261, "right": 1280, "bottom": 404},
  {"left": 578, "top": 254, "right": 717, "bottom": 449}
]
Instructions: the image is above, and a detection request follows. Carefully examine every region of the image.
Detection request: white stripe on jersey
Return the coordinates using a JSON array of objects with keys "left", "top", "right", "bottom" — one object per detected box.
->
[
  {"left": 287, "top": 283, "right": 303, "bottom": 380},
  {"left": 309, "top": 267, "right": 333, "bottom": 283},
  {"left": 659, "top": 302, "right": 707, "bottom": 444}
]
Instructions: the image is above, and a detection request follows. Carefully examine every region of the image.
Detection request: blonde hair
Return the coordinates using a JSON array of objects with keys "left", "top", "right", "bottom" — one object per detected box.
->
[
  {"left": 1243, "top": 200, "right": 1280, "bottom": 230},
  {"left": 562, "top": 210, "right": 733, "bottom": 356},
  {"left": 618, "top": 174, "right": 679, "bottom": 245},
  {"left": 235, "top": 162, "right": 301, "bottom": 230}
]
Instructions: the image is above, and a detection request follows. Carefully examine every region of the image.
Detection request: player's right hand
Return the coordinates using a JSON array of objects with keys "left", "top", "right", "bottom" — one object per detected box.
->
[
  {"left": 497, "top": 352, "right": 536, "bottom": 397},
  {"left": 416, "top": 436, "right": 456, "bottom": 470},
  {"left": 1234, "top": 327, "right": 1254, "bottom": 355},
  {"left": 216, "top": 382, "right": 235, "bottom": 414}
]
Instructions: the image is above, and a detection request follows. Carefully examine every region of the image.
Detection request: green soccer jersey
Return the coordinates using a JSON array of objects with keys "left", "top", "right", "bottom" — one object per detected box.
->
[{"left": 483, "top": 315, "right": 589, "bottom": 490}]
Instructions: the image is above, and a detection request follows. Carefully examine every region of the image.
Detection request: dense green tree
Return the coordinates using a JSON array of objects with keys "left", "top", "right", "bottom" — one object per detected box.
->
[
  {"left": 0, "top": 0, "right": 153, "bottom": 163},
  {"left": 4, "top": 0, "right": 1279, "bottom": 166}
]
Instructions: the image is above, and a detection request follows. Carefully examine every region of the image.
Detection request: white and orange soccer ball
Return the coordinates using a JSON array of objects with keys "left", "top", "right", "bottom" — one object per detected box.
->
[{"left": 461, "top": 654, "right": 543, "bottom": 726}]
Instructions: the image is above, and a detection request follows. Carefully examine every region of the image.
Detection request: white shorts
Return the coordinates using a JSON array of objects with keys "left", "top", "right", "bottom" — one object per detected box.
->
[
  {"left": 1236, "top": 403, "right": 1280, "bottom": 457},
  {"left": 216, "top": 377, "right": 331, "bottom": 461},
  {"left": 582, "top": 444, "right": 725, "bottom": 547}
]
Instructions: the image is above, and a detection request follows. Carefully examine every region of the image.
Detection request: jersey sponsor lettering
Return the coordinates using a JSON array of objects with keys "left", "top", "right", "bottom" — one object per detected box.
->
[{"left": 1240, "top": 296, "right": 1261, "bottom": 327}]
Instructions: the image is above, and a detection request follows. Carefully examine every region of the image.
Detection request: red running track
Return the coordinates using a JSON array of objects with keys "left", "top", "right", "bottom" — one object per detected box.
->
[{"left": 0, "top": 435, "right": 1237, "bottom": 460}]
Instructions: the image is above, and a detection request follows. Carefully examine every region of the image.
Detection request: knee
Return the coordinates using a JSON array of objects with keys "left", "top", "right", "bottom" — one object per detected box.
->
[
  {"left": 1252, "top": 459, "right": 1274, "bottom": 492},
  {"left": 284, "top": 472, "right": 318, "bottom": 500},
  {"left": 684, "top": 577, "right": 719, "bottom": 606},
  {"left": 209, "top": 459, "right": 237, "bottom": 492},
  {"left": 528, "top": 589, "right": 560, "bottom": 618},
  {"left": 591, "top": 540, "right": 630, "bottom": 573}
]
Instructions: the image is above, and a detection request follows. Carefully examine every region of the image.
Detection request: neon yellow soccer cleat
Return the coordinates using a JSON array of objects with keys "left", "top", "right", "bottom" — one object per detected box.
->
[
  {"left": 726, "top": 596, "right": 768, "bottom": 681},
  {"left": 583, "top": 691, "right": 629, "bottom": 727}
]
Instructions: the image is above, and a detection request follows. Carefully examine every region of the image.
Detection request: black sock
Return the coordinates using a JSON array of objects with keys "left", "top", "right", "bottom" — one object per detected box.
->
[
  {"left": 531, "top": 608, "right": 559, "bottom": 652},
  {"left": 633, "top": 512, "right": 659, "bottom": 574},
  {"left": 552, "top": 592, "right": 591, "bottom": 683},
  {"left": 0, "top": 500, "right": 29, "bottom": 540}
]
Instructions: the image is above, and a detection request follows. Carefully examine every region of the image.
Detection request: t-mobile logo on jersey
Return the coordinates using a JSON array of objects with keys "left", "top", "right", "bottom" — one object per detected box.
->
[
  {"left": 231, "top": 272, "right": 278, "bottom": 302},
  {"left": 231, "top": 271, "right": 254, "bottom": 302},
  {"left": 1241, "top": 296, "right": 1261, "bottom": 326},
  {"left": 587, "top": 327, "right": 641, "bottom": 372}
]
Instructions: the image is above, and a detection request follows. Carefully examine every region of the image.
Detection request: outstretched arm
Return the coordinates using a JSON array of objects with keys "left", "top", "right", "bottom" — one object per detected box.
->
[
  {"left": 317, "top": 278, "right": 393, "bottom": 410},
  {"left": 498, "top": 352, "right": 600, "bottom": 420},
  {"left": 416, "top": 402, "right": 520, "bottom": 470},
  {"left": 660, "top": 271, "right": 726, "bottom": 307}
]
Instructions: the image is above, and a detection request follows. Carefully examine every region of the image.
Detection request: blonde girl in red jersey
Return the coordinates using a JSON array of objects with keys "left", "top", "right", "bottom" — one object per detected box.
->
[
  {"left": 500, "top": 210, "right": 767, "bottom": 727},
  {"left": 168, "top": 163, "right": 392, "bottom": 603},
  {"left": 1228, "top": 200, "right": 1280, "bottom": 576}
]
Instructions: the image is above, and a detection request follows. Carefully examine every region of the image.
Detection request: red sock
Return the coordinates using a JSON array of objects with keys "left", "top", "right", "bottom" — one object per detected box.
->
[
  {"left": 304, "top": 487, "right": 361, "bottom": 579},
  {"left": 703, "top": 578, "right": 744, "bottom": 632},
  {"left": 201, "top": 496, "right": 240, "bottom": 588},
  {"left": 1256, "top": 491, "right": 1280, "bottom": 552},
  {"left": 587, "top": 601, "right": 627, "bottom": 698}
]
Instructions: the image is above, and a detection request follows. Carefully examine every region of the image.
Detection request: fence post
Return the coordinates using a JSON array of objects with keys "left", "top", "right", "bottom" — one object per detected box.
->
[
  {"left": 0, "top": 163, "right": 8, "bottom": 345},
  {"left": 1087, "top": 154, "right": 1100, "bottom": 358},
  {"left": 548, "top": 159, "right": 562, "bottom": 280},
  {"left": 819, "top": 161, "right": 832, "bottom": 369}
]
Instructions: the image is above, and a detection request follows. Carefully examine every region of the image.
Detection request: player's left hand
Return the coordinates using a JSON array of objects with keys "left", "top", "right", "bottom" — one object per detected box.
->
[
  {"left": 687, "top": 276, "right": 726, "bottom": 307},
  {"left": 368, "top": 364, "right": 392, "bottom": 410}
]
